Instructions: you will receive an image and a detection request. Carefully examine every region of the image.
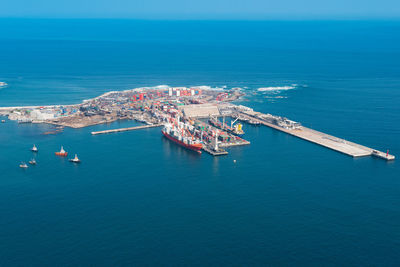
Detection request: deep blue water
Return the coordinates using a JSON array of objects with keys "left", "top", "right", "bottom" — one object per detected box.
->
[{"left": 0, "top": 19, "right": 399, "bottom": 266}]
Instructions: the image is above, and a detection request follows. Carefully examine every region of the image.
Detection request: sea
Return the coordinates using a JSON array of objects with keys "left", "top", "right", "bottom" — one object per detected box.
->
[{"left": 0, "top": 19, "right": 399, "bottom": 266}]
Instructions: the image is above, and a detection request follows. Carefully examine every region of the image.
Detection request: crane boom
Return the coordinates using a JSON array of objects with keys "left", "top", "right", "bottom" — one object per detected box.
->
[{"left": 231, "top": 117, "right": 239, "bottom": 128}]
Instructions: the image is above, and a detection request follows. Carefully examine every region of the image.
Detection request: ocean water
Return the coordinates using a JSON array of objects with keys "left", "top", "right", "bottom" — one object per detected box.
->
[{"left": 0, "top": 19, "right": 399, "bottom": 266}]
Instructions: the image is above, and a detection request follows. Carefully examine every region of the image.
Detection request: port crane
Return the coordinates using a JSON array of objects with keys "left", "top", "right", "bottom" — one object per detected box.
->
[{"left": 230, "top": 117, "right": 239, "bottom": 129}]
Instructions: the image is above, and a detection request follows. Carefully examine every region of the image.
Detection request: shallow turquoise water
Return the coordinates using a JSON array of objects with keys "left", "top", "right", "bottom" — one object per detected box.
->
[{"left": 0, "top": 19, "right": 399, "bottom": 266}]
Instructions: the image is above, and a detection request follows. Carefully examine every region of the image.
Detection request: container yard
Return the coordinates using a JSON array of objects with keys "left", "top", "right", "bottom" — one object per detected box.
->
[{"left": 0, "top": 85, "right": 395, "bottom": 160}]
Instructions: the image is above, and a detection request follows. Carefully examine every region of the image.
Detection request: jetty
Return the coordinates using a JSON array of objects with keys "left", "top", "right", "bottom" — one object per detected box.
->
[
  {"left": 91, "top": 124, "right": 162, "bottom": 135},
  {"left": 237, "top": 112, "right": 395, "bottom": 160},
  {"left": 202, "top": 145, "right": 229, "bottom": 156}
]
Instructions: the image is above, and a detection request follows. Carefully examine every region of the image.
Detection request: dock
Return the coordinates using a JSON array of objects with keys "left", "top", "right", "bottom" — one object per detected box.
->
[
  {"left": 91, "top": 124, "right": 162, "bottom": 135},
  {"left": 238, "top": 112, "right": 395, "bottom": 160},
  {"left": 202, "top": 146, "right": 229, "bottom": 156}
]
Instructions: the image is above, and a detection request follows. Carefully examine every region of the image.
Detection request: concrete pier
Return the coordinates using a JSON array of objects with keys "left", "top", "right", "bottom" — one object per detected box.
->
[
  {"left": 238, "top": 112, "right": 395, "bottom": 160},
  {"left": 202, "top": 146, "right": 229, "bottom": 156},
  {"left": 91, "top": 124, "right": 162, "bottom": 135},
  {"left": 372, "top": 150, "right": 395, "bottom": 161}
]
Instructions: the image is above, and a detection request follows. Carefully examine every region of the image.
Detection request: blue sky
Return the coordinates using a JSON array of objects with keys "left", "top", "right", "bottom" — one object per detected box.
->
[{"left": 1, "top": 0, "right": 399, "bottom": 19}]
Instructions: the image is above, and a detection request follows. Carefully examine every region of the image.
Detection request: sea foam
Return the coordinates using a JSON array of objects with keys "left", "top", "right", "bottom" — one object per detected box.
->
[{"left": 257, "top": 85, "right": 296, "bottom": 92}]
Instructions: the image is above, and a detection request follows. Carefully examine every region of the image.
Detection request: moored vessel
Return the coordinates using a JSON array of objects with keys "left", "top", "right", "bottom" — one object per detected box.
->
[
  {"left": 162, "top": 123, "right": 202, "bottom": 153},
  {"left": 18, "top": 118, "right": 32, "bottom": 124},
  {"left": 29, "top": 159, "right": 37, "bottom": 165},
  {"left": 248, "top": 119, "right": 260, "bottom": 125}
]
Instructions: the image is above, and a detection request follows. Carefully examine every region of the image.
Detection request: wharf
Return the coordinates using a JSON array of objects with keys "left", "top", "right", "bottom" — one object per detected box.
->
[
  {"left": 202, "top": 146, "right": 228, "bottom": 156},
  {"left": 91, "top": 124, "right": 162, "bottom": 135},
  {"left": 238, "top": 112, "right": 395, "bottom": 160}
]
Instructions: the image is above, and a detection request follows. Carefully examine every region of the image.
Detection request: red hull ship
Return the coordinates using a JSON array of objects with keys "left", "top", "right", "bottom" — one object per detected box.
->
[
  {"left": 55, "top": 146, "right": 68, "bottom": 157},
  {"left": 162, "top": 126, "right": 202, "bottom": 153}
]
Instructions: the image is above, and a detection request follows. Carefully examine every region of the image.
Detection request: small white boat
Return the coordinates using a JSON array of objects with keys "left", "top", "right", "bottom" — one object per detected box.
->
[
  {"left": 29, "top": 159, "right": 37, "bottom": 165},
  {"left": 19, "top": 162, "right": 28, "bottom": 168},
  {"left": 31, "top": 144, "right": 38, "bottom": 152},
  {"left": 1, "top": 120, "right": 5, "bottom": 123},
  {"left": 69, "top": 154, "right": 81, "bottom": 163}
]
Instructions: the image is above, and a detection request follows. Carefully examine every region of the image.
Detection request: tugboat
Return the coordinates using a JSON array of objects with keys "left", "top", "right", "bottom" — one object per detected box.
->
[
  {"left": 29, "top": 158, "right": 37, "bottom": 165},
  {"left": 69, "top": 154, "right": 81, "bottom": 163},
  {"left": 31, "top": 144, "right": 38, "bottom": 152},
  {"left": 19, "top": 162, "right": 28, "bottom": 168},
  {"left": 55, "top": 146, "right": 68, "bottom": 157},
  {"left": 162, "top": 123, "right": 202, "bottom": 153}
]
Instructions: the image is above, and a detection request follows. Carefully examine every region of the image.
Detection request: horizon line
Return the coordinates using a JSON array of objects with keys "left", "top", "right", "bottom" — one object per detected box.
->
[{"left": 1, "top": 14, "right": 400, "bottom": 21}]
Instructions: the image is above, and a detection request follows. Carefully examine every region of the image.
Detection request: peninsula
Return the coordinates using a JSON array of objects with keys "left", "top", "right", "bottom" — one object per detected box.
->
[{"left": 0, "top": 85, "right": 395, "bottom": 160}]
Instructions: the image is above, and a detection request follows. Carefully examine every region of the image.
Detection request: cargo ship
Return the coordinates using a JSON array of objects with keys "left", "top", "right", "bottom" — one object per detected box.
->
[
  {"left": 208, "top": 116, "right": 244, "bottom": 136},
  {"left": 162, "top": 123, "right": 202, "bottom": 153}
]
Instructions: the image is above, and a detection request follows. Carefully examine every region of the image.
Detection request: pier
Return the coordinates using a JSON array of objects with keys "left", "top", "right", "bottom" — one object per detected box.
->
[
  {"left": 237, "top": 112, "right": 395, "bottom": 161},
  {"left": 91, "top": 124, "right": 162, "bottom": 135},
  {"left": 202, "top": 145, "right": 229, "bottom": 156}
]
